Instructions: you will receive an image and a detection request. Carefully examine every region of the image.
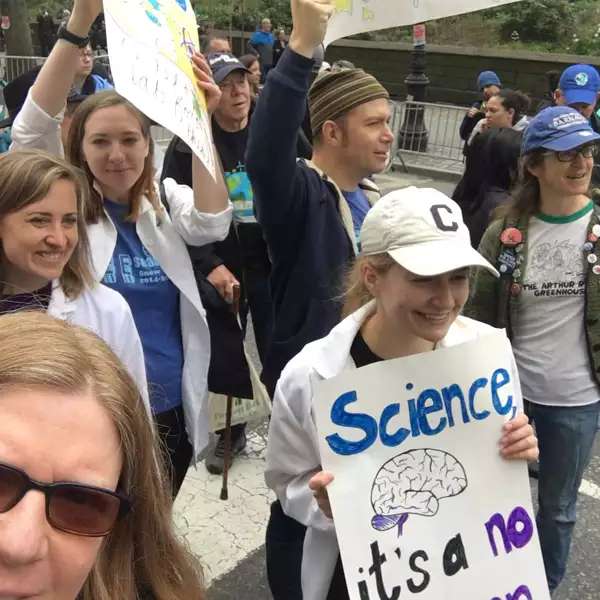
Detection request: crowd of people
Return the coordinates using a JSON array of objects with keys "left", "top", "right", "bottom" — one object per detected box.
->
[{"left": 0, "top": 0, "right": 598, "bottom": 597}]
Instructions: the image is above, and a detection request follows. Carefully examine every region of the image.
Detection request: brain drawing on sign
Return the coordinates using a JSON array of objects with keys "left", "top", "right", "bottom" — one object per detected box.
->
[{"left": 370, "top": 448, "right": 468, "bottom": 535}]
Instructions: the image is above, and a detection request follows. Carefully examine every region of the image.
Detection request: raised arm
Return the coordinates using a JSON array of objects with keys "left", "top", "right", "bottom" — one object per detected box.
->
[
  {"left": 190, "top": 52, "right": 230, "bottom": 215},
  {"left": 31, "top": 0, "right": 102, "bottom": 117},
  {"left": 245, "top": 0, "right": 334, "bottom": 227}
]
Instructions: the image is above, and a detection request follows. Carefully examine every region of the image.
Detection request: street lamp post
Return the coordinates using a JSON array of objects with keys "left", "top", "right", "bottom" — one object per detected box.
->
[{"left": 397, "top": 23, "right": 430, "bottom": 152}]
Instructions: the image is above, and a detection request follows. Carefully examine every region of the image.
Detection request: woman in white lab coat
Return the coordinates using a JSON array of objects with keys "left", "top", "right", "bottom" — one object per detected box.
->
[
  {"left": 0, "top": 149, "right": 148, "bottom": 405},
  {"left": 10, "top": 0, "right": 232, "bottom": 496},
  {"left": 265, "top": 188, "right": 539, "bottom": 600}
]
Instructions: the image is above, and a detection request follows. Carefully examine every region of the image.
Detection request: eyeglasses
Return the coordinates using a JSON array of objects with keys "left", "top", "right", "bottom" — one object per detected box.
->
[
  {"left": 0, "top": 462, "right": 131, "bottom": 537},
  {"left": 544, "top": 144, "right": 599, "bottom": 163}
]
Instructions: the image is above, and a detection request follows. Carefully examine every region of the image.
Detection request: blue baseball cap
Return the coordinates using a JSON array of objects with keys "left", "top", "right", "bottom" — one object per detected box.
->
[
  {"left": 477, "top": 70, "right": 501, "bottom": 91},
  {"left": 558, "top": 64, "right": 600, "bottom": 106},
  {"left": 522, "top": 106, "right": 600, "bottom": 155}
]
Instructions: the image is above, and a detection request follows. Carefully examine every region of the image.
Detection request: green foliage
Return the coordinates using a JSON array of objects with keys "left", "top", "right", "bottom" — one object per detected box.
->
[
  {"left": 196, "top": 0, "right": 291, "bottom": 32},
  {"left": 493, "top": 0, "right": 576, "bottom": 43}
]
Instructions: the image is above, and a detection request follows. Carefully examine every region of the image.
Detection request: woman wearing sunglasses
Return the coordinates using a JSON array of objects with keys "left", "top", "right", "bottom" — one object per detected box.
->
[
  {"left": 466, "top": 106, "right": 600, "bottom": 593},
  {"left": 0, "top": 149, "right": 148, "bottom": 405},
  {"left": 0, "top": 311, "right": 204, "bottom": 598}
]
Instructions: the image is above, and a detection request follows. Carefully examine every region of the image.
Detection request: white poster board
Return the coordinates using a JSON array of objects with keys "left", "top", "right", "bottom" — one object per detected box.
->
[
  {"left": 325, "top": 0, "right": 524, "bottom": 46},
  {"left": 104, "top": 0, "right": 215, "bottom": 178},
  {"left": 314, "top": 331, "right": 550, "bottom": 600}
]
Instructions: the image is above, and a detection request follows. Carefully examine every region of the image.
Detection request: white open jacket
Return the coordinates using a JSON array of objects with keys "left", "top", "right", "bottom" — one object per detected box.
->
[
  {"left": 11, "top": 93, "right": 233, "bottom": 461},
  {"left": 265, "top": 301, "right": 520, "bottom": 600},
  {"left": 48, "top": 280, "right": 149, "bottom": 410}
]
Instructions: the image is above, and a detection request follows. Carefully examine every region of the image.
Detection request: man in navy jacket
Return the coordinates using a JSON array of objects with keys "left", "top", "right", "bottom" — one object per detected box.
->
[{"left": 246, "top": 0, "right": 393, "bottom": 596}]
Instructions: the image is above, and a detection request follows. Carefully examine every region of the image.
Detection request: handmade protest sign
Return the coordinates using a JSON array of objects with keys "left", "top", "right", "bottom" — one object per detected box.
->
[
  {"left": 314, "top": 331, "right": 550, "bottom": 600},
  {"left": 104, "top": 0, "right": 215, "bottom": 178},
  {"left": 324, "top": 0, "right": 524, "bottom": 46}
]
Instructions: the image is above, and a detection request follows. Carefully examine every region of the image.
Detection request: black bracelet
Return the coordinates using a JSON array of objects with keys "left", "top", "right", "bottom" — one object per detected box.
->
[{"left": 57, "top": 25, "right": 90, "bottom": 48}]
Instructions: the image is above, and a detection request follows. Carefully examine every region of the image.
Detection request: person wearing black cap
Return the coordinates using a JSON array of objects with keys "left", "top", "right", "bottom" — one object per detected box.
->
[{"left": 161, "top": 52, "right": 273, "bottom": 475}]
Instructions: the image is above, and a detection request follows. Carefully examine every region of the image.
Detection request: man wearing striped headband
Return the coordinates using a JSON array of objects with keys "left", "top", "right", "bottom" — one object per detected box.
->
[{"left": 246, "top": 0, "right": 393, "bottom": 598}]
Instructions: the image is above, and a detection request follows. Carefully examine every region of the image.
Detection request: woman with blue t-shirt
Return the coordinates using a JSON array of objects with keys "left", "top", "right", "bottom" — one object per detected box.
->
[
  {"left": 466, "top": 106, "right": 600, "bottom": 593},
  {"left": 11, "top": 0, "right": 232, "bottom": 496}
]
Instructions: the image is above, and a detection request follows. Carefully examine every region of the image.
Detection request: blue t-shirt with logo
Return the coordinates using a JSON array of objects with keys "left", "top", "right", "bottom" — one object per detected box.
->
[
  {"left": 342, "top": 187, "right": 371, "bottom": 247},
  {"left": 102, "top": 199, "right": 183, "bottom": 414}
]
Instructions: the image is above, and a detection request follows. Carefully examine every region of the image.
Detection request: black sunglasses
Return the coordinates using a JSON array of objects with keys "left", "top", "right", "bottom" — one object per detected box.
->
[{"left": 0, "top": 462, "right": 132, "bottom": 537}]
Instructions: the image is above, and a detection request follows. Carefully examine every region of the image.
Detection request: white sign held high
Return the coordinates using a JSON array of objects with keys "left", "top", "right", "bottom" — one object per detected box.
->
[
  {"left": 104, "top": 0, "right": 215, "bottom": 178},
  {"left": 324, "top": 0, "right": 524, "bottom": 46},
  {"left": 314, "top": 331, "right": 550, "bottom": 600}
]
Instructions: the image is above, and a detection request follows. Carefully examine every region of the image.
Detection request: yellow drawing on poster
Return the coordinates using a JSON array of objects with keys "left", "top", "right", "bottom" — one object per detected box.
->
[
  {"left": 335, "top": 0, "right": 353, "bottom": 14},
  {"left": 104, "top": 0, "right": 206, "bottom": 112}
]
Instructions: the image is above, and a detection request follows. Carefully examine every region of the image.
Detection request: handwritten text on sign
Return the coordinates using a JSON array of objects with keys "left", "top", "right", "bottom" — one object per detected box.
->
[
  {"left": 325, "top": 0, "right": 524, "bottom": 46},
  {"left": 314, "top": 331, "right": 550, "bottom": 600},
  {"left": 104, "top": 0, "right": 215, "bottom": 178}
]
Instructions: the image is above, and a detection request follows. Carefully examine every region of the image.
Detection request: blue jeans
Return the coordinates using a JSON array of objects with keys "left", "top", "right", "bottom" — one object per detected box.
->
[{"left": 526, "top": 400, "right": 599, "bottom": 592}]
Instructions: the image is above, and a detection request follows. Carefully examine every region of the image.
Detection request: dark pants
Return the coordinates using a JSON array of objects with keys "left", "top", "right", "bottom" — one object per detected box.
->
[
  {"left": 266, "top": 500, "right": 306, "bottom": 600},
  {"left": 155, "top": 404, "right": 193, "bottom": 498}
]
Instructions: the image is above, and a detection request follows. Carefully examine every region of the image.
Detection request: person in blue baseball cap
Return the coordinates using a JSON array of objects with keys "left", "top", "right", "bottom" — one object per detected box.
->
[
  {"left": 459, "top": 70, "right": 502, "bottom": 153},
  {"left": 555, "top": 64, "right": 600, "bottom": 120},
  {"left": 554, "top": 64, "right": 600, "bottom": 185},
  {"left": 466, "top": 105, "right": 600, "bottom": 594}
]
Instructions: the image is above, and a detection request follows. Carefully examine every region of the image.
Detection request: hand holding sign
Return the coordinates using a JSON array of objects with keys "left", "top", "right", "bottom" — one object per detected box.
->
[
  {"left": 191, "top": 52, "right": 221, "bottom": 116},
  {"left": 499, "top": 414, "right": 538, "bottom": 461},
  {"left": 309, "top": 471, "right": 335, "bottom": 518},
  {"left": 289, "top": 0, "right": 335, "bottom": 59}
]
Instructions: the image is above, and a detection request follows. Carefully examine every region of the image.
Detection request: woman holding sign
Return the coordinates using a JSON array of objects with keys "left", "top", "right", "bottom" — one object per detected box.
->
[
  {"left": 466, "top": 106, "right": 600, "bottom": 593},
  {"left": 266, "top": 187, "right": 539, "bottom": 600},
  {"left": 10, "top": 0, "right": 232, "bottom": 497}
]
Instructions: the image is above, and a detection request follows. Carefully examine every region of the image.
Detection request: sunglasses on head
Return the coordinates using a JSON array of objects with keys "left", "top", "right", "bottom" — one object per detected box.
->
[{"left": 0, "top": 462, "right": 131, "bottom": 537}]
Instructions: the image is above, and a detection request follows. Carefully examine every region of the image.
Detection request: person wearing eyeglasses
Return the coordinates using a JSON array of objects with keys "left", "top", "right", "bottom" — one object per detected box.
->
[
  {"left": 0, "top": 311, "right": 205, "bottom": 599},
  {"left": 72, "top": 43, "right": 113, "bottom": 96},
  {"left": 465, "top": 106, "right": 600, "bottom": 594}
]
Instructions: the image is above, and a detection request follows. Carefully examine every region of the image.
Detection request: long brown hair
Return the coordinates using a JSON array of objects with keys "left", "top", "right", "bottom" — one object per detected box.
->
[
  {"left": 495, "top": 149, "right": 545, "bottom": 220},
  {"left": 341, "top": 253, "right": 396, "bottom": 317},
  {"left": 66, "top": 90, "right": 160, "bottom": 224},
  {"left": 0, "top": 311, "right": 205, "bottom": 598},
  {"left": 0, "top": 150, "right": 93, "bottom": 298}
]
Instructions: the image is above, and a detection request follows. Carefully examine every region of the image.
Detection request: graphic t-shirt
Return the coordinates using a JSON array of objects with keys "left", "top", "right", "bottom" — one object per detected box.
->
[
  {"left": 342, "top": 188, "right": 371, "bottom": 247},
  {"left": 212, "top": 118, "right": 256, "bottom": 225},
  {"left": 512, "top": 202, "right": 597, "bottom": 407},
  {"left": 102, "top": 199, "right": 184, "bottom": 414}
]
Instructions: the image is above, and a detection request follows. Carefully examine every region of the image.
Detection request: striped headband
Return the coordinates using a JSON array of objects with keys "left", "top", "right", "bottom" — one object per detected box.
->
[{"left": 308, "top": 68, "right": 389, "bottom": 139}]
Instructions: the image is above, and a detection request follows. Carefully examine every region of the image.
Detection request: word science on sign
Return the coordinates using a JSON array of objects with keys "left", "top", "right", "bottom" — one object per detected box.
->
[{"left": 314, "top": 332, "right": 550, "bottom": 600}]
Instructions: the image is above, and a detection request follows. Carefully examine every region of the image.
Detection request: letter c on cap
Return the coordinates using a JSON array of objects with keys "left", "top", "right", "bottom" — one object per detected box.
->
[{"left": 430, "top": 204, "right": 458, "bottom": 232}]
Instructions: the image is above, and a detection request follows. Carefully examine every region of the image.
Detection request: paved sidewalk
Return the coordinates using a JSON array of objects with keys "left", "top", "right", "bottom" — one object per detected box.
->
[{"left": 173, "top": 422, "right": 273, "bottom": 587}]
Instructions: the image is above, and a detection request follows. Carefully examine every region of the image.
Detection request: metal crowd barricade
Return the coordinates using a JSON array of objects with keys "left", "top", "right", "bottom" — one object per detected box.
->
[
  {"left": 0, "top": 55, "right": 45, "bottom": 83},
  {"left": 390, "top": 100, "right": 468, "bottom": 175}
]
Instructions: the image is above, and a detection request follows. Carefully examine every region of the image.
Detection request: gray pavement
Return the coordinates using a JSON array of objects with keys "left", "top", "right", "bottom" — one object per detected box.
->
[{"left": 172, "top": 168, "right": 600, "bottom": 599}]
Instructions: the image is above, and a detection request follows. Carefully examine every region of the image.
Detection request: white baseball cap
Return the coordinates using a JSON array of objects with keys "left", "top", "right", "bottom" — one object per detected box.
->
[{"left": 360, "top": 187, "right": 499, "bottom": 277}]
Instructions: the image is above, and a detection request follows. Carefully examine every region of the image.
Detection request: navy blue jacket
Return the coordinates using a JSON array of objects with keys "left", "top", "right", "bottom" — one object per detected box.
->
[{"left": 246, "top": 48, "right": 378, "bottom": 394}]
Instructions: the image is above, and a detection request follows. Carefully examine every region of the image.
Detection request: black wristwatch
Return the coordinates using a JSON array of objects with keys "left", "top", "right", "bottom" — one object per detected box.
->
[{"left": 57, "top": 25, "right": 90, "bottom": 48}]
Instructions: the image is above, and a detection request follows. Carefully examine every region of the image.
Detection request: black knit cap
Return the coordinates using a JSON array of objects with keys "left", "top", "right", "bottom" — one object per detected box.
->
[{"left": 308, "top": 68, "right": 389, "bottom": 139}]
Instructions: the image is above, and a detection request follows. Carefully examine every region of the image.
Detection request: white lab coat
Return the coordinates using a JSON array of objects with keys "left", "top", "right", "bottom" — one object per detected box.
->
[
  {"left": 11, "top": 93, "right": 233, "bottom": 461},
  {"left": 265, "top": 301, "right": 518, "bottom": 600},
  {"left": 48, "top": 280, "right": 150, "bottom": 410}
]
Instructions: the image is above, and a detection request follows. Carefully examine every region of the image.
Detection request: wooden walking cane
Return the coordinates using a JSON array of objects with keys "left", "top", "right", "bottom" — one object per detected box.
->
[{"left": 220, "top": 283, "right": 241, "bottom": 501}]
